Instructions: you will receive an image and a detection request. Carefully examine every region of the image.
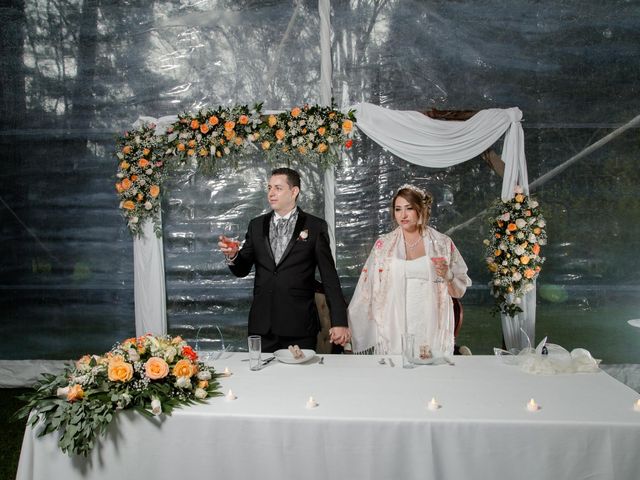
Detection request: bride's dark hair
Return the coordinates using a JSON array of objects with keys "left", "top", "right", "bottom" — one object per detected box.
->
[{"left": 390, "top": 185, "right": 433, "bottom": 234}]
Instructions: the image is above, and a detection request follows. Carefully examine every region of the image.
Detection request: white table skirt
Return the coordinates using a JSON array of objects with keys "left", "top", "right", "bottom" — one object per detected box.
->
[{"left": 17, "top": 355, "right": 640, "bottom": 480}]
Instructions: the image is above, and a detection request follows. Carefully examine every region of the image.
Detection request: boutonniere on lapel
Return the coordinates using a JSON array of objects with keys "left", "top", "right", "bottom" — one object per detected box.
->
[{"left": 298, "top": 229, "right": 309, "bottom": 241}]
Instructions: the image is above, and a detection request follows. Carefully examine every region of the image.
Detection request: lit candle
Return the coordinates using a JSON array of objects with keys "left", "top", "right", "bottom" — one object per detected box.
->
[
  {"left": 306, "top": 396, "right": 318, "bottom": 409},
  {"left": 634, "top": 399, "right": 640, "bottom": 412},
  {"left": 427, "top": 397, "right": 440, "bottom": 411},
  {"left": 222, "top": 367, "right": 232, "bottom": 377},
  {"left": 225, "top": 389, "right": 237, "bottom": 401},
  {"left": 526, "top": 398, "right": 540, "bottom": 412}
]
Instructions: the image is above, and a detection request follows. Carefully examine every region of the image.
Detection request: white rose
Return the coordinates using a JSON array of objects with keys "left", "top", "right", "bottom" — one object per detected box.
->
[
  {"left": 494, "top": 279, "right": 501, "bottom": 286},
  {"left": 327, "top": 136, "right": 334, "bottom": 144},
  {"left": 516, "top": 232, "right": 525, "bottom": 239},
  {"left": 164, "top": 346, "right": 177, "bottom": 363},
  {"left": 144, "top": 201, "right": 153, "bottom": 210},
  {"left": 501, "top": 213, "right": 510, "bottom": 221},
  {"left": 502, "top": 261, "right": 508, "bottom": 266},
  {"left": 486, "top": 257, "right": 494, "bottom": 264},
  {"left": 175, "top": 376, "right": 191, "bottom": 388},
  {"left": 538, "top": 219, "right": 546, "bottom": 227},
  {"left": 224, "top": 147, "right": 230, "bottom": 155},
  {"left": 512, "top": 272, "right": 522, "bottom": 281},
  {"left": 151, "top": 397, "right": 162, "bottom": 415},
  {"left": 513, "top": 258, "right": 520, "bottom": 265},
  {"left": 130, "top": 216, "right": 139, "bottom": 224},
  {"left": 514, "top": 203, "right": 521, "bottom": 210},
  {"left": 514, "top": 297, "right": 522, "bottom": 304},
  {"left": 138, "top": 179, "right": 146, "bottom": 186},
  {"left": 515, "top": 218, "right": 526, "bottom": 228},
  {"left": 146, "top": 169, "right": 153, "bottom": 175},
  {"left": 539, "top": 238, "right": 547, "bottom": 246},
  {"left": 197, "top": 370, "right": 212, "bottom": 380},
  {"left": 514, "top": 246, "right": 525, "bottom": 255},
  {"left": 528, "top": 234, "right": 537, "bottom": 243},
  {"left": 127, "top": 348, "right": 140, "bottom": 362},
  {"left": 530, "top": 200, "right": 539, "bottom": 208},
  {"left": 117, "top": 173, "right": 124, "bottom": 178},
  {"left": 56, "top": 386, "right": 70, "bottom": 399},
  {"left": 195, "top": 388, "right": 207, "bottom": 399}
]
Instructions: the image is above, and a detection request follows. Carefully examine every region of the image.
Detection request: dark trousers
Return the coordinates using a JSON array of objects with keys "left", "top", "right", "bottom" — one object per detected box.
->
[{"left": 253, "top": 331, "right": 317, "bottom": 353}]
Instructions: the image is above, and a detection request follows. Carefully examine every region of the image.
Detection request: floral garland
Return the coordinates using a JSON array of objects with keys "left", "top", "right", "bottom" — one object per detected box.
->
[
  {"left": 484, "top": 186, "right": 547, "bottom": 317},
  {"left": 115, "top": 103, "right": 356, "bottom": 236},
  {"left": 16, "top": 334, "right": 222, "bottom": 457}
]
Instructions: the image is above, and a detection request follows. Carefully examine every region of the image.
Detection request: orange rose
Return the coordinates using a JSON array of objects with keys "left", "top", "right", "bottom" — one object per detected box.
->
[
  {"left": 208, "top": 115, "right": 219, "bottom": 126},
  {"left": 507, "top": 223, "right": 517, "bottom": 232},
  {"left": 200, "top": 123, "right": 210, "bottom": 134},
  {"left": 234, "top": 137, "right": 243, "bottom": 146},
  {"left": 488, "top": 263, "right": 498, "bottom": 272},
  {"left": 238, "top": 115, "right": 249, "bottom": 125},
  {"left": 199, "top": 147, "right": 208, "bottom": 156},
  {"left": 198, "top": 380, "right": 209, "bottom": 389},
  {"left": 122, "top": 145, "right": 132, "bottom": 154},
  {"left": 115, "top": 182, "right": 124, "bottom": 193},
  {"left": 138, "top": 158, "right": 150, "bottom": 168},
  {"left": 122, "top": 200, "right": 135, "bottom": 210},
  {"left": 497, "top": 221, "right": 504, "bottom": 227},
  {"left": 145, "top": 357, "right": 169, "bottom": 380},
  {"left": 224, "top": 121, "right": 235, "bottom": 131},
  {"left": 275, "top": 129, "right": 285, "bottom": 140},
  {"left": 130, "top": 175, "right": 138, "bottom": 182},
  {"left": 525, "top": 210, "right": 532, "bottom": 217},
  {"left": 142, "top": 148, "right": 150, "bottom": 156},
  {"left": 120, "top": 161, "right": 130, "bottom": 170},
  {"left": 149, "top": 185, "right": 160, "bottom": 198},
  {"left": 177, "top": 143, "right": 186, "bottom": 151},
  {"left": 297, "top": 145, "right": 307, "bottom": 154},
  {"left": 317, "top": 127, "right": 326, "bottom": 136},
  {"left": 188, "top": 139, "right": 196, "bottom": 148},
  {"left": 342, "top": 119, "right": 353, "bottom": 133},
  {"left": 261, "top": 141, "right": 271, "bottom": 150},
  {"left": 224, "top": 129, "right": 235, "bottom": 140},
  {"left": 215, "top": 150, "right": 222, "bottom": 158},
  {"left": 136, "top": 193, "right": 144, "bottom": 202},
  {"left": 317, "top": 143, "right": 328, "bottom": 153},
  {"left": 532, "top": 243, "right": 541, "bottom": 255},
  {"left": 495, "top": 233, "right": 501, "bottom": 238},
  {"left": 190, "top": 119, "right": 200, "bottom": 130},
  {"left": 173, "top": 359, "right": 196, "bottom": 378},
  {"left": 520, "top": 255, "right": 530, "bottom": 265},
  {"left": 494, "top": 249, "right": 502, "bottom": 256},
  {"left": 108, "top": 359, "right": 134, "bottom": 382},
  {"left": 328, "top": 111, "right": 336, "bottom": 119},
  {"left": 187, "top": 149, "right": 195, "bottom": 156},
  {"left": 121, "top": 178, "right": 132, "bottom": 190},
  {"left": 515, "top": 194, "right": 525, "bottom": 203},
  {"left": 533, "top": 227, "right": 541, "bottom": 235},
  {"left": 291, "top": 107, "right": 302, "bottom": 118},
  {"left": 66, "top": 384, "right": 84, "bottom": 402},
  {"left": 268, "top": 115, "right": 277, "bottom": 127},
  {"left": 524, "top": 268, "right": 536, "bottom": 279},
  {"left": 535, "top": 265, "right": 541, "bottom": 272}
]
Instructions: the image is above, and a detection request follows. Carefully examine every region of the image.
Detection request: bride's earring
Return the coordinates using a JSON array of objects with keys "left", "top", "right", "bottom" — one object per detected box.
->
[{"left": 417, "top": 216, "right": 422, "bottom": 226}]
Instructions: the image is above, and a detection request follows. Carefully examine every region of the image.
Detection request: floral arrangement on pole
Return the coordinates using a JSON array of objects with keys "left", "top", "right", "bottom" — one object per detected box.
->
[
  {"left": 15, "top": 334, "right": 222, "bottom": 457},
  {"left": 115, "top": 123, "right": 165, "bottom": 236},
  {"left": 484, "top": 186, "right": 547, "bottom": 317},
  {"left": 116, "top": 103, "right": 356, "bottom": 236}
]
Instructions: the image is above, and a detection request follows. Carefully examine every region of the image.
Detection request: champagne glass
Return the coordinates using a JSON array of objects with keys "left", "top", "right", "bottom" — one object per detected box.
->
[
  {"left": 222, "top": 223, "right": 240, "bottom": 265},
  {"left": 430, "top": 238, "right": 447, "bottom": 283}
]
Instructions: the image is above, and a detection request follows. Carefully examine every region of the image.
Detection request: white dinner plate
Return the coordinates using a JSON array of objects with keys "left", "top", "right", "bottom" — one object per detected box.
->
[{"left": 274, "top": 349, "right": 316, "bottom": 364}]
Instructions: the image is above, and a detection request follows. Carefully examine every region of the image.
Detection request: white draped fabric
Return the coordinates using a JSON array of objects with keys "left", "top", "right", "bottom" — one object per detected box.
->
[{"left": 352, "top": 102, "right": 529, "bottom": 201}]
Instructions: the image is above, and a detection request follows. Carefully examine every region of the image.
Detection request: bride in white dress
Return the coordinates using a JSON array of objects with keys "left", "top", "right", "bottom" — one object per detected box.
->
[{"left": 348, "top": 184, "right": 471, "bottom": 356}]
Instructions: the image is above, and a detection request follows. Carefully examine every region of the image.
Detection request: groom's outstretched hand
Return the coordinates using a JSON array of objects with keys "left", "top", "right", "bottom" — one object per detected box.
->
[
  {"left": 329, "top": 326, "right": 351, "bottom": 346},
  {"left": 218, "top": 235, "right": 240, "bottom": 259}
]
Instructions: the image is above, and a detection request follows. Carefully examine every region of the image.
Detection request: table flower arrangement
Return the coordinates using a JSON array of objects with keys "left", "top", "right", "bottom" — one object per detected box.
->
[
  {"left": 16, "top": 334, "right": 222, "bottom": 457},
  {"left": 484, "top": 186, "right": 547, "bottom": 317}
]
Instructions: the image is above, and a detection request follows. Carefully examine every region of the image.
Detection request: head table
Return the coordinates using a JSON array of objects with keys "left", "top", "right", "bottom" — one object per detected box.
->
[{"left": 16, "top": 354, "right": 640, "bottom": 480}]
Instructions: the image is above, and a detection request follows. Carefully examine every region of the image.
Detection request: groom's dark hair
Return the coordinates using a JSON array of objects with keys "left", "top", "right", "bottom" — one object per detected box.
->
[{"left": 271, "top": 167, "right": 301, "bottom": 198}]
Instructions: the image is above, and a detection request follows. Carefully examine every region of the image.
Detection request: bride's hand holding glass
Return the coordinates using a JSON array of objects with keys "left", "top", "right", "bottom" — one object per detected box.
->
[{"left": 430, "top": 239, "right": 448, "bottom": 283}]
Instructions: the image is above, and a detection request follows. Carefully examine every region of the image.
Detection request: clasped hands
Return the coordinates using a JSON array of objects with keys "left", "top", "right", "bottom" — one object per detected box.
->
[{"left": 329, "top": 326, "right": 351, "bottom": 346}]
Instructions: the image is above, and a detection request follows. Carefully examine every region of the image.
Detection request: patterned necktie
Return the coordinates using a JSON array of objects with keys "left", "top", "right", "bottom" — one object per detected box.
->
[{"left": 273, "top": 218, "right": 288, "bottom": 264}]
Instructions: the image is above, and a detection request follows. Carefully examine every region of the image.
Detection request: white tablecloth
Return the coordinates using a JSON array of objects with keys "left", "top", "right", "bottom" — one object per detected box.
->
[{"left": 16, "top": 355, "right": 640, "bottom": 480}]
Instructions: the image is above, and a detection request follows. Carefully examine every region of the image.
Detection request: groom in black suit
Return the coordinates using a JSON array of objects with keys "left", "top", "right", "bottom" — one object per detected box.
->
[{"left": 219, "top": 167, "right": 350, "bottom": 352}]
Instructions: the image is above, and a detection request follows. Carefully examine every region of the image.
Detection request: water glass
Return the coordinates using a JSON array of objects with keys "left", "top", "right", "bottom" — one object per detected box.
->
[
  {"left": 248, "top": 335, "right": 262, "bottom": 371},
  {"left": 401, "top": 333, "right": 415, "bottom": 369}
]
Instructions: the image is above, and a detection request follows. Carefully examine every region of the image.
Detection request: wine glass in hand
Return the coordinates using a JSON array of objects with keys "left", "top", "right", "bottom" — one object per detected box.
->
[
  {"left": 221, "top": 223, "right": 240, "bottom": 265},
  {"left": 430, "top": 239, "right": 447, "bottom": 284}
]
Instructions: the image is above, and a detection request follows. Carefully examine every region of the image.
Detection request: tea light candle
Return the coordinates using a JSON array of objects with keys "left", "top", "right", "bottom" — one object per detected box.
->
[
  {"left": 306, "top": 396, "right": 318, "bottom": 409},
  {"left": 634, "top": 399, "right": 640, "bottom": 412},
  {"left": 526, "top": 398, "right": 540, "bottom": 412},
  {"left": 225, "top": 389, "right": 237, "bottom": 401},
  {"left": 427, "top": 397, "right": 441, "bottom": 410},
  {"left": 222, "top": 367, "right": 232, "bottom": 377}
]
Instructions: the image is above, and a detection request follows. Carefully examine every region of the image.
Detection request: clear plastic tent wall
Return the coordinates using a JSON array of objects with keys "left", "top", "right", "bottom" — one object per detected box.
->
[{"left": 0, "top": 0, "right": 639, "bottom": 364}]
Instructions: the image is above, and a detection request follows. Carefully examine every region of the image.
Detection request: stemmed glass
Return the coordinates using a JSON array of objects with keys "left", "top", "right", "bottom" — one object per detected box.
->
[
  {"left": 221, "top": 223, "right": 240, "bottom": 265},
  {"left": 430, "top": 238, "right": 447, "bottom": 283}
]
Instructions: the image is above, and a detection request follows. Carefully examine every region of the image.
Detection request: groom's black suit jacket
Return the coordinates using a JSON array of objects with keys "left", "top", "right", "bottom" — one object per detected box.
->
[{"left": 229, "top": 208, "right": 348, "bottom": 337}]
